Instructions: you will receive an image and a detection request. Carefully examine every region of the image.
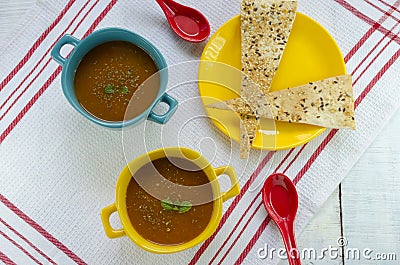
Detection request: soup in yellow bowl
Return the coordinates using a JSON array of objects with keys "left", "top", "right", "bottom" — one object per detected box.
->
[{"left": 100, "top": 147, "right": 240, "bottom": 253}]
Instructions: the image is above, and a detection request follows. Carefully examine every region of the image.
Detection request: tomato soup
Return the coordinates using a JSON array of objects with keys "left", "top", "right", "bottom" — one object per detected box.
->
[
  {"left": 74, "top": 41, "right": 159, "bottom": 122},
  {"left": 126, "top": 157, "right": 214, "bottom": 245}
]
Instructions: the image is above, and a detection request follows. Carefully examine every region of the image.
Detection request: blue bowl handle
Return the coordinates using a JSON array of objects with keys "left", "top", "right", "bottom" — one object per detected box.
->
[
  {"left": 51, "top": 35, "right": 80, "bottom": 66},
  {"left": 147, "top": 93, "right": 178, "bottom": 124}
]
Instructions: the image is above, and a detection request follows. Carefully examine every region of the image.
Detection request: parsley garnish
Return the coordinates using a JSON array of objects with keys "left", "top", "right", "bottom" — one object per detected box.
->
[
  {"left": 104, "top": 84, "right": 129, "bottom": 95},
  {"left": 178, "top": 201, "right": 192, "bottom": 213},
  {"left": 121, "top": 86, "right": 129, "bottom": 94},
  {"left": 104, "top": 84, "right": 115, "bottom": 94},
  {"left": 161, "top": 198, "right": 192, "bottom": 213}
]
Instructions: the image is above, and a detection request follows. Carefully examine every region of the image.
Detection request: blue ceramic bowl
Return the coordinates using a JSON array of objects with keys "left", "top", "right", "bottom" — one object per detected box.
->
[{"left": 51, "top": 28, "right": 178, "bottom": 128}]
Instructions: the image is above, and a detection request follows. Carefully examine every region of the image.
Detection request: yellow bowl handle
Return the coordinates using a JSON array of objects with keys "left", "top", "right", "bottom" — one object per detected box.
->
[
  {"left": 100, "top": 203, "right": 126, "bottom": 238},
  {"left": 214, "top": 166, "right": 240, "bottom": 202}
]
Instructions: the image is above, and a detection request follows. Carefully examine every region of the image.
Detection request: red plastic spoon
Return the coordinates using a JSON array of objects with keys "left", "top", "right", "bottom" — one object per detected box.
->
[
  {"left": 155, "top": 0, "right": 210, "bottom": 42},
  {"left": 262, "top": 173, "right": 302, "bottom": 265}
]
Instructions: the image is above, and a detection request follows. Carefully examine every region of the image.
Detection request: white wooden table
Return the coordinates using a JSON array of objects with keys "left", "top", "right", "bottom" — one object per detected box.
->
[{"left": 1, "top": 1, "right": 399, "bottom": 264}]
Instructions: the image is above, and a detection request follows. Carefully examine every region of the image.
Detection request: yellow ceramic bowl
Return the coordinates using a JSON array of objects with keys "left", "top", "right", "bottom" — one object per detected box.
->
[{"left": 100, "top": 147, "right": 240, "bottom": 253}]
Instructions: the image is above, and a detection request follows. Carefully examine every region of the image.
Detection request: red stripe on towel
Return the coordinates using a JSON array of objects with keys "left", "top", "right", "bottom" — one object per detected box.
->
[
  {"left": 0, "top": 0, "right": 117, "bottom": 144},
  {"left": 0, "top": 229, "right": 43, "bottom": 265},
  {"left": 0, "top": 194, "right": 86, "bottom": 264},
  {"left": 199, "top": 2, "right": 400, "bottom": 263},
  {"left": 208, "top": 149, "right": 295, "bottom": 264},
  {"left": 188, "top": 151, "right": 275, "bottom": 264},
  {"left": 0, "top": 0, "right": 76, "bottom": 92},
  {"left": 0, "top": 2, "right": 117, "bottom": 264},
  {"left": 0, "top": 251, "right": 17, "bottom": 265},
  {"left": 235, "top": 48, "right": 400, "bottom": 264},
  {"left": 0, "top": 0, "right": 95, "bottom": 119},
  {"left": 336, "top": 0, "right": 400, "bottom": 44},
  {"left": 189, "top": 2, "right": 398, "bottom": 263},
  {"left": 0, "top": 218, "right": 57, "bottom": 265}
]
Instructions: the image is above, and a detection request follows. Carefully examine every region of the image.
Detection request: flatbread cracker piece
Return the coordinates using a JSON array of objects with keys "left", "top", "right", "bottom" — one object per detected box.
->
[
  {"left": 240, "top": 0, "right": 297, "bottom": 156},
  {"left": 239, "top": 76, "right": 271, "bottom": 154},
  {"left": 241, "top": 0, "right": 298, "bottom": 95},
  {"left": 208, "top": 75, "right": 356, "bottom": 129},
  {"left": 208, "top": 97, "right": 274, "bottom": 119},
  {"left": 240, "top": 114, "right": 259, "bottom": 159},
  {"left": 269, "top": 75, "right": 356, "bottom": 129}
]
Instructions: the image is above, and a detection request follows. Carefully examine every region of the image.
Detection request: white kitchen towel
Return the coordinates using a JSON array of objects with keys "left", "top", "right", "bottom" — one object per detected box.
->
[{"left": 1, "top": 0, "right": 399, "bottom": 264}]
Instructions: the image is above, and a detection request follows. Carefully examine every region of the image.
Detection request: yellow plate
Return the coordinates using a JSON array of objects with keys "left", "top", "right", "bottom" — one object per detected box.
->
[{"left": 198, "top": 13, "right": 346, "bottom": 150}]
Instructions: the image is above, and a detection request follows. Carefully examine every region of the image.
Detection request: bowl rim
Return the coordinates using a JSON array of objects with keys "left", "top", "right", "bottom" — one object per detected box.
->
[
  {"left": 114, "top": 147, "right": 225, "bottom": 253},
  {"left": 61, "top": 27, "right": 169, "bottom": 128}
]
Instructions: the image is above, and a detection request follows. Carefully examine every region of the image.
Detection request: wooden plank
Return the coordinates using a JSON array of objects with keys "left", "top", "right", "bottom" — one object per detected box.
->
[{"left": 341, "top": 110, "right": 400, "bottom": 264}]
